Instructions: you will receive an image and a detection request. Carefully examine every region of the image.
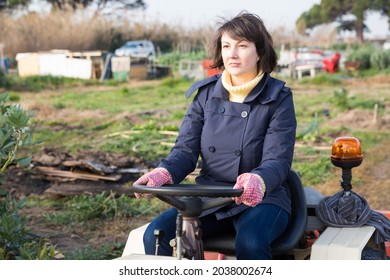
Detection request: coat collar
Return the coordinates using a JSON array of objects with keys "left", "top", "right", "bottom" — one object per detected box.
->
[
  {"left": 185, "top": 73, "right": 286, "bottom": 105},
  {"left": 213, "top": 73, "right": 286, "bottom": 104}
]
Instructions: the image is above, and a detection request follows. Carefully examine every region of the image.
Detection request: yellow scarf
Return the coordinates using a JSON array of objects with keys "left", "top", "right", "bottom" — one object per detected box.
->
[{"left": 221, "top": 70, "right": 264, "bottom": 103}]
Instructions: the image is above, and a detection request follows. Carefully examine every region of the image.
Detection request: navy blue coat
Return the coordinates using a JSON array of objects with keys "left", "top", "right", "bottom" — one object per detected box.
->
[{"left": 159, "top": 73, "right": 297, "bottom": 218}]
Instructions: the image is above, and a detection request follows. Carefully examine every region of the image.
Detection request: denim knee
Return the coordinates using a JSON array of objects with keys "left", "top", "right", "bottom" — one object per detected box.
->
[{"left": 235, "top": 231, "right": 271, "bottom": 259}]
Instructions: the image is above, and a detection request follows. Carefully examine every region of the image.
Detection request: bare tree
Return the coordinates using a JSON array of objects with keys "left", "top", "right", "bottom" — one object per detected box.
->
[{"left": 45, "top": 0, "right": 146, "bottom": 11}]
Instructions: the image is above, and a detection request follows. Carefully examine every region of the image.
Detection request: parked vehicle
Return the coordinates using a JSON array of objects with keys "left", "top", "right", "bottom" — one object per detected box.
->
[{"left": 114, "top": 40, "right": 156, "bottom": 59}]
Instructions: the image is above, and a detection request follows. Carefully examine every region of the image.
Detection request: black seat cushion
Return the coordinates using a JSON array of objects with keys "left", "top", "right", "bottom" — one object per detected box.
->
[{"left": 203, "top": 170, "right": 308, "bottom": 257}]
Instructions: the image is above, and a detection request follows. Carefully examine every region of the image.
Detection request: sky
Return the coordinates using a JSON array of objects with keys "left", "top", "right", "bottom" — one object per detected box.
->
[{"left": 140, "top": 0, "right": 389, "bottom": 39}]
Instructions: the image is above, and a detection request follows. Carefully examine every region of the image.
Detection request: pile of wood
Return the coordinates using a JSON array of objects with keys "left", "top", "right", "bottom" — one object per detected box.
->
[{"left": 26, "top": 149, "right": 148, "bottom": 198}]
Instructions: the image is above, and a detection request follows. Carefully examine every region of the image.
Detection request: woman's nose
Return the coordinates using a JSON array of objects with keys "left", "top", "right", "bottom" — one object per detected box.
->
[{"left": 229, "top": 48, "right": 238, "bottom": 58}]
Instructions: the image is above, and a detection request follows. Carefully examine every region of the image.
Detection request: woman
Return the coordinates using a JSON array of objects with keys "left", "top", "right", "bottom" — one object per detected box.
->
[{"left": 134, "top": 11, "right": 297, "bottom": 260}]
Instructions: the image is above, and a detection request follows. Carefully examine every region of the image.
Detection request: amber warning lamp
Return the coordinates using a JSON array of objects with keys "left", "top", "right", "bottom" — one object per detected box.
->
[{"left": 331, "top": 136, "right": 363, "bottom": 194}]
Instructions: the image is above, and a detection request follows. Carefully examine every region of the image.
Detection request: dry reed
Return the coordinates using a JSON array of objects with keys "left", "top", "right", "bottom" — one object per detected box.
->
[{"left": 0, "top": 10, "right": 335, "bottom": 58}]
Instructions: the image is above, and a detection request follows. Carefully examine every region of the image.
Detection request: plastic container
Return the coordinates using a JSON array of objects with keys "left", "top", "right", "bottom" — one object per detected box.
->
[{"left": 0, "top": 57, "right": 8, "bottom": 73}]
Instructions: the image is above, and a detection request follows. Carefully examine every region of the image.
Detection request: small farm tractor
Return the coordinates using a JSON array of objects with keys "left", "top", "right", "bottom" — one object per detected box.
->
[{"left": 118, "top": 136, "right": 390, "bottom": 260}]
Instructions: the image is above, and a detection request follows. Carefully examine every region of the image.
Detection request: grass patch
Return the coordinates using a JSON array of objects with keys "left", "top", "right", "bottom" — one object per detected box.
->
[
  {"left": 48, "top": 77, "right": 192, "bottom": 115},
  {"left": 297, "top": 73, "right": 343, "bottom": 85},
  {"left": 1, "top": 75, "right": 107, "bottom": 92},
  {"left": 39, "top": 192, "right": 168, "bottom": 225},
  {"left": 292, "top": 156, "right": 332, "bottom": 186},
  {"left": 63, "top": 242, "right": 124, "bottom": 260}
]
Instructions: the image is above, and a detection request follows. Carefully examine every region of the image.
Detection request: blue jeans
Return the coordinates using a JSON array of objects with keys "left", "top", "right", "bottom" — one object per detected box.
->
[{"left": 143, "top": 203, "right": 289, "bottom": 260}]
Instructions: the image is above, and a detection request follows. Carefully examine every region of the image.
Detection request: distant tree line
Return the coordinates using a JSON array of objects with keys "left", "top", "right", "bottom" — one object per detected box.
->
[
  {"left": 296, "top": 0, "right": 390, "bottom": 43},
  {"left": 0, "top": 0, "right": 146, "bottom": 12},
  {"left": 3, "top": 0, "right": 386, "bottom": 58}
]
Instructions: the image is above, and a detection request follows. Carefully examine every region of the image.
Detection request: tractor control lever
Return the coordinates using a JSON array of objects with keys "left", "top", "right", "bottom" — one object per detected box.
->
[
  {"left": 176, "top": 213, "right": 183, "bottom": 260},
  {"left": 154, "top": 229, "right": 164, "bottom": 256}
]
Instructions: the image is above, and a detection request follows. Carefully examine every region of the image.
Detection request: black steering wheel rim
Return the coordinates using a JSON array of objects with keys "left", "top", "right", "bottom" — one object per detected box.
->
[
  {"left": 132, "top": 184, "right": 242, "bottom": 197},
  {"left": 132, "top": 184, "right": 243, "bottom": 215}
]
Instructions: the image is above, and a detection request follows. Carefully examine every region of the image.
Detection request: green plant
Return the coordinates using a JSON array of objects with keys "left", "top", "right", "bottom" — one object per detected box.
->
[
  {"left": 0, "top": 92, "right": 34, "bottom": 182},
  {"left": 330, "top": 87, "right": 349, "bottom": 110},
  {"left": 0, "top": 71, "right": 12, "bottom": 89},
  {"left": 0, "top": 194, "right": 58, "bottom": 260},
  {"left": 370, "top": 50, "right": 390, "bottom": 70},
  {"left": 345, "top": 43, "right": 390, "bottom": 71},
  {"left": 0, "top": 92, "right": 57, "bottom": 259},
  {"left": 296, "top": 113, "right": 320, "bottom": 142}
]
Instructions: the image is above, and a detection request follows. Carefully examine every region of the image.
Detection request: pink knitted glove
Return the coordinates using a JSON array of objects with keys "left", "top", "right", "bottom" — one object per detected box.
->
[
  {"left": 233, "top": 173, "right": 266, "bottom": 207},
  {"left": 133, "top": 168, "right": 173, "bottom": 198}
]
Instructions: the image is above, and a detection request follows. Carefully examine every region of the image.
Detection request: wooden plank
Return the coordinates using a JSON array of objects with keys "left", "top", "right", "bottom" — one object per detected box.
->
[
  {"left": 43, "top": 183, "right": 134, "bottom": 197},
  {"left": 35, "top": 166, "right": 121, "bottom": 181}
]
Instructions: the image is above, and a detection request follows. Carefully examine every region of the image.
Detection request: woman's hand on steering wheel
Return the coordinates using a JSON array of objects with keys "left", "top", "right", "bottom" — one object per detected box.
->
[
  {"left": 233, "top": 173, "right": 266, "bottom": 207},
  {"left": 133, "top": 168, "right": 173, "bottom": 198}
]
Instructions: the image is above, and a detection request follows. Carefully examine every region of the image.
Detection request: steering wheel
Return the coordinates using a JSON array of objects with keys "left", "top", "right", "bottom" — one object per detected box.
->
[
  {"left": 132, "top": 184, "right": 243, "bottom": 217},
  {"left": 132, "top": 184, "right": 243, "bottom": 260}
]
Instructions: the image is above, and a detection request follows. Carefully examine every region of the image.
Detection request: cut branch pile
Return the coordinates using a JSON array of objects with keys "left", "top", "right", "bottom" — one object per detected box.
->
[{"left": 3, "top": 148, "right": 149, "bottom": 198}]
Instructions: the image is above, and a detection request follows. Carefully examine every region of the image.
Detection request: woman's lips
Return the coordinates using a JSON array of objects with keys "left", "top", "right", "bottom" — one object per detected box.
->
[{"left": 228, "top": 63, "right": 240, "bottom": 67}]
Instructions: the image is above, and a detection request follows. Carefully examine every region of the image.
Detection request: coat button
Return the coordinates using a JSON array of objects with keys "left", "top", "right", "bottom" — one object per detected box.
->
[
  {"left": 241, "top": 111, "right": 248, "bottom": 118},
  {"left": 209, "top": 146, "right": 216, "bottom": 152},
  {"left": 235, "top": 150, "right": 241, "bottom": 156},
  {"left": 218, "top": 107, "right": 225, "bottom": 114}
]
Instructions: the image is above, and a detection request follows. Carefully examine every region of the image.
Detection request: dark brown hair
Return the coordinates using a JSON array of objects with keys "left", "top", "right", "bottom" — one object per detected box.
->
[{"left": 210, "top": 11, "right": 277, "bottom": 73}]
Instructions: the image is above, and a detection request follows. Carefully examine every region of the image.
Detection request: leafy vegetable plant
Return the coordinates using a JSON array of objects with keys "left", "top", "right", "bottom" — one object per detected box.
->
[{"left": 0, "top": 92, "right": 34, "bottom": 182}]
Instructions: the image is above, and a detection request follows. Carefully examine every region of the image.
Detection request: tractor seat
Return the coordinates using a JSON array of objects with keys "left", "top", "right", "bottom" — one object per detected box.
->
[{"left": 203, "top": 169, "right": 308, "bottom": 259}]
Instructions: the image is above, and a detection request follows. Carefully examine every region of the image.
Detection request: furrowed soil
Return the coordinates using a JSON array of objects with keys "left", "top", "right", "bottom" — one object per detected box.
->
[{"left": 1, "top": 75, "right": 390, "bottom": 259}]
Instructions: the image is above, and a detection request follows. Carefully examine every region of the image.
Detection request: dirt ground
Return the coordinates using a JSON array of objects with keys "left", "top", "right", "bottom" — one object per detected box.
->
[
  {"left": 3, "top": 148, "right": 151, "bottom": 258},
  {"left": 1, "top": 75, "right": 390, "bottom": 259}
]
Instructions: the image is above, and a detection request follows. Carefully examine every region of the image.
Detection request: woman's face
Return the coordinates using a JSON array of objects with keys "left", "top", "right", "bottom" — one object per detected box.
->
[{"left": 221, "top": 33, "right": 259, "bottom": 85}]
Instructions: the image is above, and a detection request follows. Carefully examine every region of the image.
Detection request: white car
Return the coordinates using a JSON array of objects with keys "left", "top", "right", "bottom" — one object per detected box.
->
[{"left": 114, "top": 40, "right": 156, "bottom": 59}]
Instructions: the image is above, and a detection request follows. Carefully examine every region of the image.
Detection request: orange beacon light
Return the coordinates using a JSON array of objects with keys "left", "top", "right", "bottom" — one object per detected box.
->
[{"left": 331, "top": 136, "right": 363, "bottom": 193}]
